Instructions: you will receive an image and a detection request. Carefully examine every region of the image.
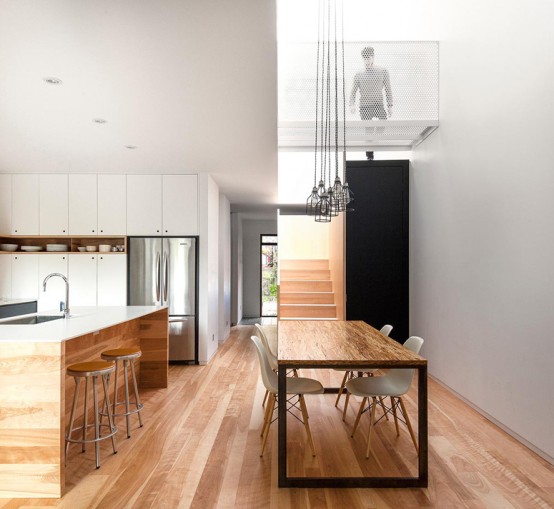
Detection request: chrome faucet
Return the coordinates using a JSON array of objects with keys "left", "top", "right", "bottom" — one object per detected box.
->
[{"left": 43, "top": 273, "right": 70, "bottom": 318}]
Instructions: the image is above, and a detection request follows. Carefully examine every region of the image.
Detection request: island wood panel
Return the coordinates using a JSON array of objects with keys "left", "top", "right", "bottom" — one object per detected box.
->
[
  {"left": 138, "top": 308, "right": 169, "bottom": 388},
  {"left": 0, "top": 341, "right": 64, "bottom": 498},
  {"left": 278, "top": 320, "right": 426, "bottom": 367},
  {"left": 63, "top": 318, "right": 142, "bottom": 429}
]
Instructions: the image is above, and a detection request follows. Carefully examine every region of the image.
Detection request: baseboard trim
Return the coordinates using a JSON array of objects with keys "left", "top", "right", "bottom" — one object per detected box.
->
[{"left": 430, "top": 375, "right": 554, "bottom": 466}]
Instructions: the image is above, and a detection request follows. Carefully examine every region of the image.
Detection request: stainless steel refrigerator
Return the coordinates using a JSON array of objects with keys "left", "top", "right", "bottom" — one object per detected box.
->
[{"left": 128, "top": 237, "right": 197, "bottom": 363}]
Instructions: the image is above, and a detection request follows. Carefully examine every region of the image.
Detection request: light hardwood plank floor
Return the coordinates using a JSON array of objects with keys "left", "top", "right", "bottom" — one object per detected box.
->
[{"left": 1, "top": 325, "right": 553, "bottom": 508}]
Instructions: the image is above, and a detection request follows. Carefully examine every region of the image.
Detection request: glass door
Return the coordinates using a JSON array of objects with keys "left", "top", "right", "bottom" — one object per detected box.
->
[{"left": 260, "top": 234, "right": 278, "bottom": 317}]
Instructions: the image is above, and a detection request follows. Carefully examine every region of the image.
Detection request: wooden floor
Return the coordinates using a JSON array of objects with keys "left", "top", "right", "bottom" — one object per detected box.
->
[{"left": 2, "top": 325, "right": 553, "bottom": 508}]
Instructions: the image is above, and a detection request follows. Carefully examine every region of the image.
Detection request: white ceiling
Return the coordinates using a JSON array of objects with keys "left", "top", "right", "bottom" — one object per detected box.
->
[{"left": 0, "top": 0, "right": 278, "bottom": 207}]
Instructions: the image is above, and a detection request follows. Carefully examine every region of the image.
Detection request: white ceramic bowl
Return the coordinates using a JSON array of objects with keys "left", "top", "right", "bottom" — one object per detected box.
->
[
  {"left": 20, "top": 246, "right": 43, "bottom": 252},
  {"left": 0, "top": 244, "right": 18, "bottom": 252},
  {"left": 77, "top": 247, "right": 87, "bottom": 252},
  {"left": 46, "top": 244, "right": 69, "bottom": 252},
  {"left": 98, "top": 244, "right": 111, "bottom": 252},
  {"left": 85, "top": 245, "right": 97, "bottom": 252}
]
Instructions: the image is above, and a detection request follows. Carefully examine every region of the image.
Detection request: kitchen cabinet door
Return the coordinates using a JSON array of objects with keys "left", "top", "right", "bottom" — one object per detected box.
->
[
  {"left": 98, "top": 174, "right": 126, "bottom": 235},
  {"left": 40, "top": 174, "right": 68, "bottom": 235},
  {"left": 162, "top": 175, "right": 198, "bottom": 235},
  {"left": 0, "top": 254, "right": 11, "bottom": 298},
  {"left": 69, "top": 174, "right": 97, "bottom": 235},
  {"left": 68, "top": 254, "right": 97, "bottom": 306},
  {"left": 127, "top": 175, "right": 162, "bottom": 235},
  {"left": 38, "top": 254, "right": 68, "bottom": 312},
  {"left": 0, "top": 174, "right": 12, "bottom": 234},
  {"left": 12, "top": 174, "right": 39, "bottom": 235},
  {"left": 11, "top": 254, "right": 39, "bottom": 300},
  {"left": 98, "top": 255, "right": 127, "bottom": 305}
]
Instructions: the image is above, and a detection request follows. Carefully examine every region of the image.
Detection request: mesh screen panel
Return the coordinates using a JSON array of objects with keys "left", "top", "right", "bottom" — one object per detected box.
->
[{"left": 278, "top": 41, "right": 439, "bottom": 150}]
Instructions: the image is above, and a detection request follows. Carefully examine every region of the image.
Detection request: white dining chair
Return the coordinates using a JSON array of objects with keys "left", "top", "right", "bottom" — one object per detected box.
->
[
  {"left": 251, "top": 335, "right": 323, "bottom": 457},
  {"left": 335, "top": 324, "right": 393, "bottom": 419},
  {"left": 346, "top": 336, "right": 424, "bottom": 459}
]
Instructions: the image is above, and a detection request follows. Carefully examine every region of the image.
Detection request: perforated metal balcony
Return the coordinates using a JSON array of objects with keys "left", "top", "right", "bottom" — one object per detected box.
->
[{"left": 278, "top": 41, "right": 439, "bottom": 151}]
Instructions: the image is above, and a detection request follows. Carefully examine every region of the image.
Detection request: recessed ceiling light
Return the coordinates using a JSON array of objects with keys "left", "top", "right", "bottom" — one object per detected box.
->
[
  {"left": 43, "top": 77, "right": 63, "bottom": 85},
  {"left": 93, "top": 118, "right": 107, "bottom": 124},
  {"left": 125, "top": 145, "right": 137, "bottom": 149}
]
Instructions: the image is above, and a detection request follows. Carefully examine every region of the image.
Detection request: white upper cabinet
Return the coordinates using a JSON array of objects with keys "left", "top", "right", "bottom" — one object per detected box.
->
[
  {"left": 11, "top": 254, "right": 39, "bottom": 300},
  {"left": 98, "top": 254, "right": 127, "bottom": 305},
  {"left": 127, "top": 175, "right": 162, "bottom": 235},
  {"left": 69, "top": 174, "right": 97, "bottom": 235},
  {"left": 68, "top": 254, "right": 98, "bottom": 307},
  {"left": 98, "top": 174, "right": 126, "bottom": 235},
  {"left": 0, "top": 174, "right": 12, "bottom": 234},
  {"left": 162, "top": 175, "right": 198, "bottom": 235},
  {"left": 38, "top": 254, "right": 68, "bottom": 312},
  {"left": 40, "top": 174, "right": 68, "bottom": 235},
  {"left": 0, "top": 254, "right": 11, "bottom": 298},
  {"left": 12, "top": 174, "right": 39, "bottom": 235}
]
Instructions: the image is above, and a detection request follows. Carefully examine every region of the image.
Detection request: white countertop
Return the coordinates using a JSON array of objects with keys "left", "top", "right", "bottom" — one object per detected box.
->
[{"left": 0, "top": 306, "right": 166, "bottom": 343}]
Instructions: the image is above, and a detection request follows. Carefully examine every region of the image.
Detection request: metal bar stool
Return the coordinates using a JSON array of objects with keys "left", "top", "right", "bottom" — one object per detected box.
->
[
  {"left": 100, "top": 348, "right": 144, "bottom": 438},
  {"left": 65, "top": 361, "right": 118, "bottom": 469}
]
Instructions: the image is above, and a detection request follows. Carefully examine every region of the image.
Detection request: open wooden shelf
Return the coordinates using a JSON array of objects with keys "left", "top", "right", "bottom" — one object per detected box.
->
[{"left": 0, "top": 235, "right": 127, "bottom": 254}]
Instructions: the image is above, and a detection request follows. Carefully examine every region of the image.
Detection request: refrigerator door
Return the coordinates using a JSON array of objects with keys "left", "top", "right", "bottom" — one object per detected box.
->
[
  {"left": 128, "top": 238, "right": 163, "bottom": 306},
  {"left": 162, "top": 238, "right": 196, "bottom": 315},
  {"left": 168, "top": 316, "right": 196, "bottom": 361}
]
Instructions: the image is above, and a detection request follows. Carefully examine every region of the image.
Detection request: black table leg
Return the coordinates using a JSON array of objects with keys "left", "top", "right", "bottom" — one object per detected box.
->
[
  {"left": 278, "top": 366, "right": 287, "bottom": 487},
  {"left": 418, "top": 364, "right": 428, "bottom": 487}
]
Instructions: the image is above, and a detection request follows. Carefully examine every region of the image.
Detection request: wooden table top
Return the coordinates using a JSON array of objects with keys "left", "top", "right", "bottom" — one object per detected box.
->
[{"left": 278, "top": 320, "right": 426, "bottom": 367}]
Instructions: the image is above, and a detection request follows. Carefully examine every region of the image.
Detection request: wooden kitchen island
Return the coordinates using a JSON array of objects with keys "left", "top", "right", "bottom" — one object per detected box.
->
[{"left": 0, "top": 306, "right": 168, "bottom": 498}]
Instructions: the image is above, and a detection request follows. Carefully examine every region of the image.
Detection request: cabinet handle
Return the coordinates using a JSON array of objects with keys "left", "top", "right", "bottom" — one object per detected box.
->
[
  {"left": 92, "top": 230, "right": 95, "bottom": 233},
  {"left": 100, "top": 229, "right": 103, "bottom": 233},
  {"left": 14, "top": 229, "right": 17, "bottom": 233},
  {"left": 156, "top": 230, "right": 160, "bottom": 233},
  {"left": 63, "top": 230, "right": 66, "bottom": 233}
]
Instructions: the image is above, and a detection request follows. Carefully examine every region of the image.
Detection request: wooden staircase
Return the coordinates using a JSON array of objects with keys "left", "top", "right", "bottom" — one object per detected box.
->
[{"left": 279, "top": 259, "right": 336, "bottom": 319}]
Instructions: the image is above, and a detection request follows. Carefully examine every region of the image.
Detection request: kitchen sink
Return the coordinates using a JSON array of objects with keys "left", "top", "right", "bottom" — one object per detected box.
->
[{"left": 0, "top": 314, "right": 64, "bottom": 325}]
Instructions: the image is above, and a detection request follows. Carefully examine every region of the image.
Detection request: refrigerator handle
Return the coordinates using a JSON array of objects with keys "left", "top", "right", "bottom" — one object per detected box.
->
[
  {"left": 163, "top": 252, "right": 169, "bottom": 303},
  {"left": 155, "top": 252, "right": 161, "bottom": 303}
]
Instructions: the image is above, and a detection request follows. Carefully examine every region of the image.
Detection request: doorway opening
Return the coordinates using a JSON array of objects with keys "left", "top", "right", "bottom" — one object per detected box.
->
[{"left": 260, "top": 234, "right": 278, "bottom": 317}]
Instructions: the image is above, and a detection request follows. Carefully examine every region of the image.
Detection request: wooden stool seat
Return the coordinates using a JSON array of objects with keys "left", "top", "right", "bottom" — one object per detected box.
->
[
  {"left": 101, "top": 348, "right": 142, "bottom": 360},
  {"left": 65, "top": 362, "right": 117, "bottom": 469},
  {"left": 100, "top": 347, "right": 144, "bottom": 438},
  {"left": 67, "top": 361, "right": 115, "bottom": 376}
]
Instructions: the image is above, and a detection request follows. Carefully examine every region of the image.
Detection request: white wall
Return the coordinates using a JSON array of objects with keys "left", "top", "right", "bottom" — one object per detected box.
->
[
  {"left": 242, "top": 218, "right": 277, "bottom": 317},
  {"left": 408, "top": 2, "right": 554, "bottom": 462},
  {"left": 219, "top": 194, "right": 231, "bottom": 342},
  {"left": 198, "top": 174, "right": 220, "bottom": 364},
  {"left": 231, "top": 212, "right": 244, "bottom": 325}
]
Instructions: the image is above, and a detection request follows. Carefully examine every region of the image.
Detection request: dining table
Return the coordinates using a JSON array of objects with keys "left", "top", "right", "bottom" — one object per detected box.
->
[{"left": 277, "top": 319, "right": 428, "bottom": 488}]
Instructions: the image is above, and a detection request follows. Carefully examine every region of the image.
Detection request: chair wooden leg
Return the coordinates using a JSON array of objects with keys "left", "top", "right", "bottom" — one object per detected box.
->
[
  {"left": 260, "top": 394, "right": 275, "bottom": 456},
  {"left": 298, "top": 395, "right": 316, "bottom": 457},
  {"left": 262, "top": 389, "right": 269, "bottom": 408},
  {"left": 342, "top": 391, "right": 351, "bottom": 422},
  {"left": 365, "top": 397, "right": 378, "bottom": 459},
  {"left": 398, "top": 396, "right": 418, "bottom": 453},
  {"left": 379, "top": 397, "right": 389, "bottom": 421},
  {"left": 260, "top": 391, "right": 274, "bottom": 438},
  {"left": 335, "top": 371, "right": 350, "bottom": 407},
  {"left": 391, "top": 397, "right": 400, "bottom": 436},
  {"left": 351, "top": 396, "right": 367, "bottom": 437}
]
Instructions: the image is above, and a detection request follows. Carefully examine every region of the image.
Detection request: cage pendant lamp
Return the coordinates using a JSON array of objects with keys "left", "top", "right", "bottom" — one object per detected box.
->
[{"left": 308, "top": 0, "right": 352, "bottom": 223}]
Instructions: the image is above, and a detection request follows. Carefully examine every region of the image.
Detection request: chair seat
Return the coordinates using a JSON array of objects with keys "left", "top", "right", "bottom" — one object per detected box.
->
[
  {"left": 284, "top": 376, "right": 324, "bottom": 395},
  {"left": 346, "top": 373, "right": 408, "bottom": 398},
  {"left": 101, "top": 348, "right": 142, "bottom": 359},
  {"left": 67, "top": 361, "right": 115, "bottom": 376}
]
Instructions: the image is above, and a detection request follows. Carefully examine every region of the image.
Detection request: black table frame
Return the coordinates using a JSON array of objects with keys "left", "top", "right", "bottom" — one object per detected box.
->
[{"left": 277, "top": 361, "right": 428, "bottom": 488}]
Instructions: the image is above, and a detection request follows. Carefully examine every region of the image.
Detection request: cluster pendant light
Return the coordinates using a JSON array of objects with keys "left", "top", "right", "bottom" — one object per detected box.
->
[{"left": 306, "top": 0, "right": 353, "bottom": 222}]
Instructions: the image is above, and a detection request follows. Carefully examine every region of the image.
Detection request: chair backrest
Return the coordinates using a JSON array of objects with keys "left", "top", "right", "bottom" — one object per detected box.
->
[
  {"left": 387, "top": 336, "right": 424, "bottom": 394},
  {"left": 255, "top": 324, "right": 278, "bottom": 371},
  {"left": 380, "top": 324, "right": 393, "bottom": 337},
  {"left": 251, "top": 335, "right": 278, "bottom": 393}
]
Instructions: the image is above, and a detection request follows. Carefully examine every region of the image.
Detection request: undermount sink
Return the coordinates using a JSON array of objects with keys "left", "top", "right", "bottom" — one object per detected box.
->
[{"left": 0, "top": 314, "right": 64, "bottom": 325}]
